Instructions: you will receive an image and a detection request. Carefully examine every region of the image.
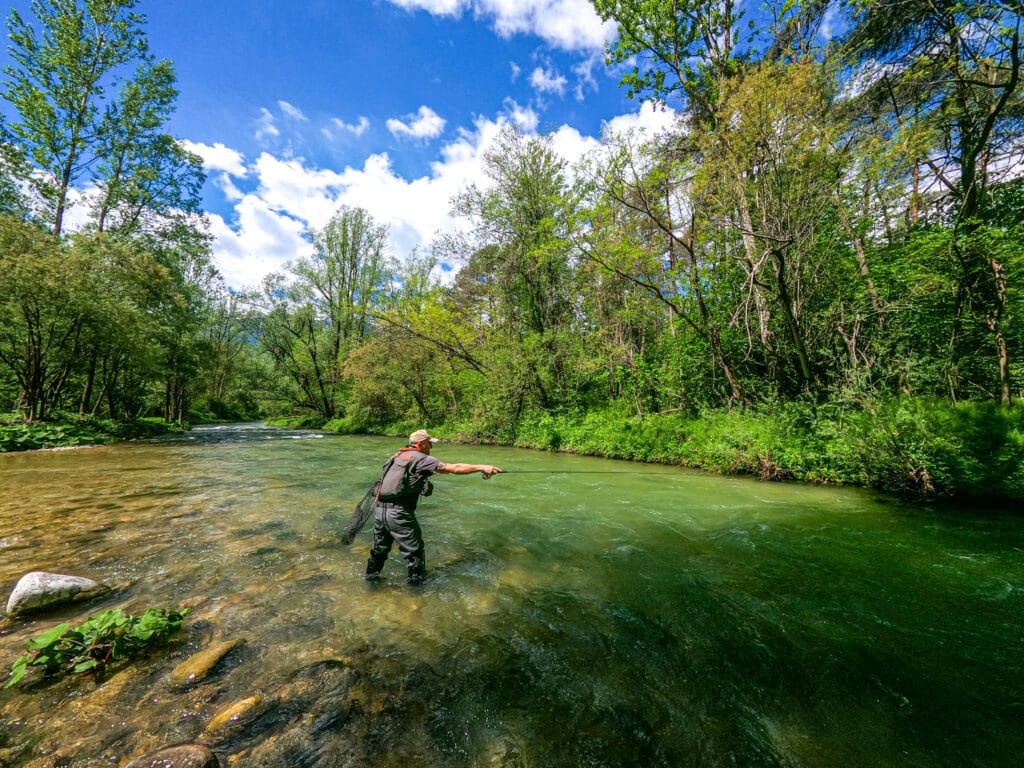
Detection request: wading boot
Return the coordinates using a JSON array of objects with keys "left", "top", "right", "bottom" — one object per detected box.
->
[
  {"left": 406, "top": 556, "right": 426, "bottom": 586},
  {"left": 365, "top": 553, "right": 386, "bottom": 581}
]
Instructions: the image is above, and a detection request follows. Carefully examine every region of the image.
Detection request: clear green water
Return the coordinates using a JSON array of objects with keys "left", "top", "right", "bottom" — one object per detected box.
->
[{"left": 0, "top": 424, "right": 1021, "bottom": 767}]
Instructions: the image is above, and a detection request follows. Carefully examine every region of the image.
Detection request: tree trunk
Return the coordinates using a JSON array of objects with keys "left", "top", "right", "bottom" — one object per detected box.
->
[
  {"left": 80, "top": 354, "right": 96, "bottom": 416},
  {"left": 771, "top": 249, "right": 813, "bottom": 388}
]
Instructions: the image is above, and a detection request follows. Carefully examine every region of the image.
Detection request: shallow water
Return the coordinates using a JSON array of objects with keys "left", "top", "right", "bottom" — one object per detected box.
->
[{"left": 0, "top": 423, "right": 1021, "bottom": 767}]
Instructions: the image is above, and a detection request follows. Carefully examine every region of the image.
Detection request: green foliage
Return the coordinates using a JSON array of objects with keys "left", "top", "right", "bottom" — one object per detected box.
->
[
  {"left": 429, "top": 398, "right": 1024, "bottom": 501},
  {"left": 264, "top": 414, "right": 326, "bottom": 429},
  {"left": 252, "top": 206, "right": 393, "bottom": 422},
  {"left": 322, "top": 416, "right": 370, "bottom": 434},
  {"left": 0, "top": 422, "right": 79, "bottom": 452},
  {"left": 3, "top": 0, "right": 202, "bottom": 237},
  {"left": 0, "top": 415, "right": 184, "bottom": 452},
  {"left": 832, "top": 400, "right": 1024, "bottom": 500},
  {"left": 5, "top": 607, "right": 189, "bottom": 689},
  {"left": 0, "top": 1, "right": 216, "bottom": 428}
]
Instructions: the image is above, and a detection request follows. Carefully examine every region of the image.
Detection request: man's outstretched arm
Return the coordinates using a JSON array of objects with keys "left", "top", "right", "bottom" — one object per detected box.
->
[{"left": 437, "top": 462, "right": 502, "bottom": 476}]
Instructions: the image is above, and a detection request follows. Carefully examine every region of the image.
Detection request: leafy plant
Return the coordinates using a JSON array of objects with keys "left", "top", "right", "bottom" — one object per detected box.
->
[{"left": 5, "top": 607, "right": 189, "bottom": 689}]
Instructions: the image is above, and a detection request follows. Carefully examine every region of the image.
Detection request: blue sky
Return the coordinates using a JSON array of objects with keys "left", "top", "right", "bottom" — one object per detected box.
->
[{"left": 3, "top": 0, "right": 678, "bottom": 288}]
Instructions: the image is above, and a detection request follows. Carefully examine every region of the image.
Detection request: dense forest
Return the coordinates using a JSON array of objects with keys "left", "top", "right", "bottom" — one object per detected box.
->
[{"left": 1, "top": 0, "right": 1022, "bottom": 500}]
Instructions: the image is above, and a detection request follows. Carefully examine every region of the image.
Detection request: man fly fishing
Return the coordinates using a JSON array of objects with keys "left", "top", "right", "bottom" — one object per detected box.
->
[{"left": 346, "top": 429, "right": 502, "bottom": 585}]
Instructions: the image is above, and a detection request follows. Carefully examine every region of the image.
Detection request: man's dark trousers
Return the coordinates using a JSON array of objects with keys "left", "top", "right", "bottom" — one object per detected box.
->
[{"left": 366, "top": 502, "right": 426, "bottom": 584}]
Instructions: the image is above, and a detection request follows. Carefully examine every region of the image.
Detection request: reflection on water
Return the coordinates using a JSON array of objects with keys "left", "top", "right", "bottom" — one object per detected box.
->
[{"left": 0, "top": 423, "right": 1022, "bottom": 767}]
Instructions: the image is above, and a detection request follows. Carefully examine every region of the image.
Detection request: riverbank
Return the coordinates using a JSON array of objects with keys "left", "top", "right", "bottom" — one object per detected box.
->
[
  {"left": 11, "top": 398, "right": 1021, "bottom": 503},
  {"left": 304, "top": 398, "right": 1024, "bottom": 504},
  {"left": 0, "top": 415, "right": 186, "bottom": 452}
]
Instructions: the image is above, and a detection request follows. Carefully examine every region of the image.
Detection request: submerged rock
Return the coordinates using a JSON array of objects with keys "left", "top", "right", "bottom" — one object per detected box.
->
[
  {"left": 170, "top": 639, "right": 240, "bottom": 686},
  {"left": 123, "top": 744, "right": 219, "bottom": 768},
  {"left": 4, "top": 571, "right": 110, "bottom": 617},
  {"left": 204, "top": 693, "right": 265, "bottom": 733}
]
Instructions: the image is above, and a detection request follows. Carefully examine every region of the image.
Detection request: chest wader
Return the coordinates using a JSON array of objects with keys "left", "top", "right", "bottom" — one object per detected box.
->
[
  {"left": 366, "top": 504, "right": 426, "bottom": 584},
  {"left": 365, "top": 451, "right": 432, "bottom": 585}
]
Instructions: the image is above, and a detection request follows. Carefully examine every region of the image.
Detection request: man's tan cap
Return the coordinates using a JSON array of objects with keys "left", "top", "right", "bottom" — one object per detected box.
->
[{"left": 409, "top": 429, "right": 438, "bottom": 444}]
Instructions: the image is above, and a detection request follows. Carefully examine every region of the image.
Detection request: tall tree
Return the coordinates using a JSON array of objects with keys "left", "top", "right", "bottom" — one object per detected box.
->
[
  {"left": 591, "top": 0, "right": 752, "bottom": 124},
  {"left": 0, "top": 217, "right": 100, "bottom": 419},
  {"left": 255, "top": 206, "right": 392, "bottom": 420},
  {"left": 574, "top": 131, "right": 747, "bottom": 407},
  {"left": 91, "top": 60, "right": 205, "bottom": 236},
  {"left": 3, "top": 0, "right": 153, "bottom": 236},
  {"left": 842, "top": 0, "right": 1024, "bottom": 403},
  {"left": 1, "top": 0, "right": 215, "bottom": 424},
  {"left": 451, "top": 127, "right": 578, "bottom": 412},
  {"left": 695, "top": 61, "right": 851, "bottom": 393}
]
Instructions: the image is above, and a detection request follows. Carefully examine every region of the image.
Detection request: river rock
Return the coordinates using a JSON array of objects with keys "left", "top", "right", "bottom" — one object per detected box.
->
[
  {"left": 204, "top": 693, "right": 265, "bottom": 733},
  {"left": 170, "top": 639, "right": 240, "bottom": 686},
  {"left": 5, "top": 571, "right": 111, "bottom": 617},
  {"left": 123, "top": 744, "right": 219, "bottom": 768}
]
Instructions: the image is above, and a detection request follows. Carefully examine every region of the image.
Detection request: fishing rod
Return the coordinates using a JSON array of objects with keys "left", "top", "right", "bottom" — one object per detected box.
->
[
  {"left": 484, "top": 469, "right": 672, "bottom": 477},
  {"left": 341, "top": 467, "right": 673, "bottom": 542}
]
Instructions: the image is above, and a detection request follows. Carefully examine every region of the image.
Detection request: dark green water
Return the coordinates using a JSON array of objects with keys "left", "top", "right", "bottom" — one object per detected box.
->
[{"left": 0, "top": 423, "right": 1021, "bottom": 767}]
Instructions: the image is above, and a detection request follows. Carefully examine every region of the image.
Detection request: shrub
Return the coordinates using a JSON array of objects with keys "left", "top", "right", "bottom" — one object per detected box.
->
[
  {"left": 323, "top": 416, "right": 370, "bottom": 434},
  {"left": 264, "top": 414, "right": 325, "bottom": 429}
]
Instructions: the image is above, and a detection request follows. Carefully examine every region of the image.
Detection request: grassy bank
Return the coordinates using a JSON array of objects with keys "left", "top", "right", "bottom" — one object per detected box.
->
[
  {"left": 156, "top": 399, "right": 1024, "bottom": 503},
  {"left": 313, "top": 399, "right": 1024, "bottom": 503},
  {"left": 0, "top": 414, "right": 187, "bottom": 452}
]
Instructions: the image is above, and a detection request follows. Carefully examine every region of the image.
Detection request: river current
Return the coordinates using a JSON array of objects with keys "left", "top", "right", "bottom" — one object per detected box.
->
[{"left": 0, "top": 423, "right": 1021, "bottom": 767}]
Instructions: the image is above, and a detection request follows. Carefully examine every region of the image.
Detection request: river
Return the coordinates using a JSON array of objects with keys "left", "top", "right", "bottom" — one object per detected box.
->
[{"left": 0, "top": 423, "right": 1021, "bottom": 767}]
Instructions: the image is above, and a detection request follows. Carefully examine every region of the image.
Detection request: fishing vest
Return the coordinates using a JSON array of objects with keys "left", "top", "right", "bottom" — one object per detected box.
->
[{"left": 377, "top": 449, "right": 433, "bottom": 504}]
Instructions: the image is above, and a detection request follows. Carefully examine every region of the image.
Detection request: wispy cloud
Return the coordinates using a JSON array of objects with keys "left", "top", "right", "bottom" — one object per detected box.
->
[
  {"left": 503, "top": 98, "right": 538, "bottom": 132},
  {"left": 278, "top": 100, "right": 309, "bottom": 122},
  {"left": 389, "top": 0, "right": 463, "bottom": 13},
  {"left": 255, "top": 108, "right": 280, "bottom": 142},
  {"left": 331, "top": 116, "right": 371, "bottom": 137},
  {"left": 530, "top": 65, "right": 567, "bottom": 96},
  {"left": 572, "top": 53, "right": 601, "bottom": 101},
  {"left": 386, "top": 105, "right": 447, "bottom": 140}
]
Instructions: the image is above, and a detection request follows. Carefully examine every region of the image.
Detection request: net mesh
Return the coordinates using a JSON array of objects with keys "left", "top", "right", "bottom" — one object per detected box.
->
[{"left": 340, "top": 485, "right": 378, "bottom": 545}]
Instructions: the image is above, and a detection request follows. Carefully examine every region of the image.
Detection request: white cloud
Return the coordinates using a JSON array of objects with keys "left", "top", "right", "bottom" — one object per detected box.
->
[
  {"left": 180, "top": 140, "right": 248, "bottom": 177},
  {"left": 387, "top": 105, "right": 447, "bottom": 140},
  {"left": 61, "top": 184, "right": 97, "bottom": 233},
  {"left": 530, "top": 66, "right": 567, "bottom": 96},
  {"left": 510, "top": 61, "right": 521, "bottom": 81},
  {"left": 202, "top": 103, "right": 677, "bottom": 290},
  {"left": 389, "top": 0, "right": 464, "bottom": 13},
  {"left": 820, "top": 5, "right": 846, "bottom": 41},
  {"left": 387, "top": 0, "right": 614, "bottom": 51},
  {"left": 602, "top": 100, "right": 677, "bottom": 137},
  {"left": 214, "top": 173, "right": 245, "bottom": 203},
  {"left": 504, "top": 98, "right": 539, "bottom": 132},
  {"left": 255, "top": 108, "right": 280, "bottom": 142},
  {"left": 331, "top": 116, "right": 371, "bottom": 137},
  {"left": 206, "top": 203, "right": 312, "bottom": 290},
  {"left": 278, "top": 100, "right": 309, "bottom": 122},
  {"left": 572, "top": 53, "right": 601, "bottom": 101}
]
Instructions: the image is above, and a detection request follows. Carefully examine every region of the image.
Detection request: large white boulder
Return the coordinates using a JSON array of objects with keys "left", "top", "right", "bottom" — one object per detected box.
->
[{"left": 5, "top": 571, "right": 110, "bottom": 617}]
